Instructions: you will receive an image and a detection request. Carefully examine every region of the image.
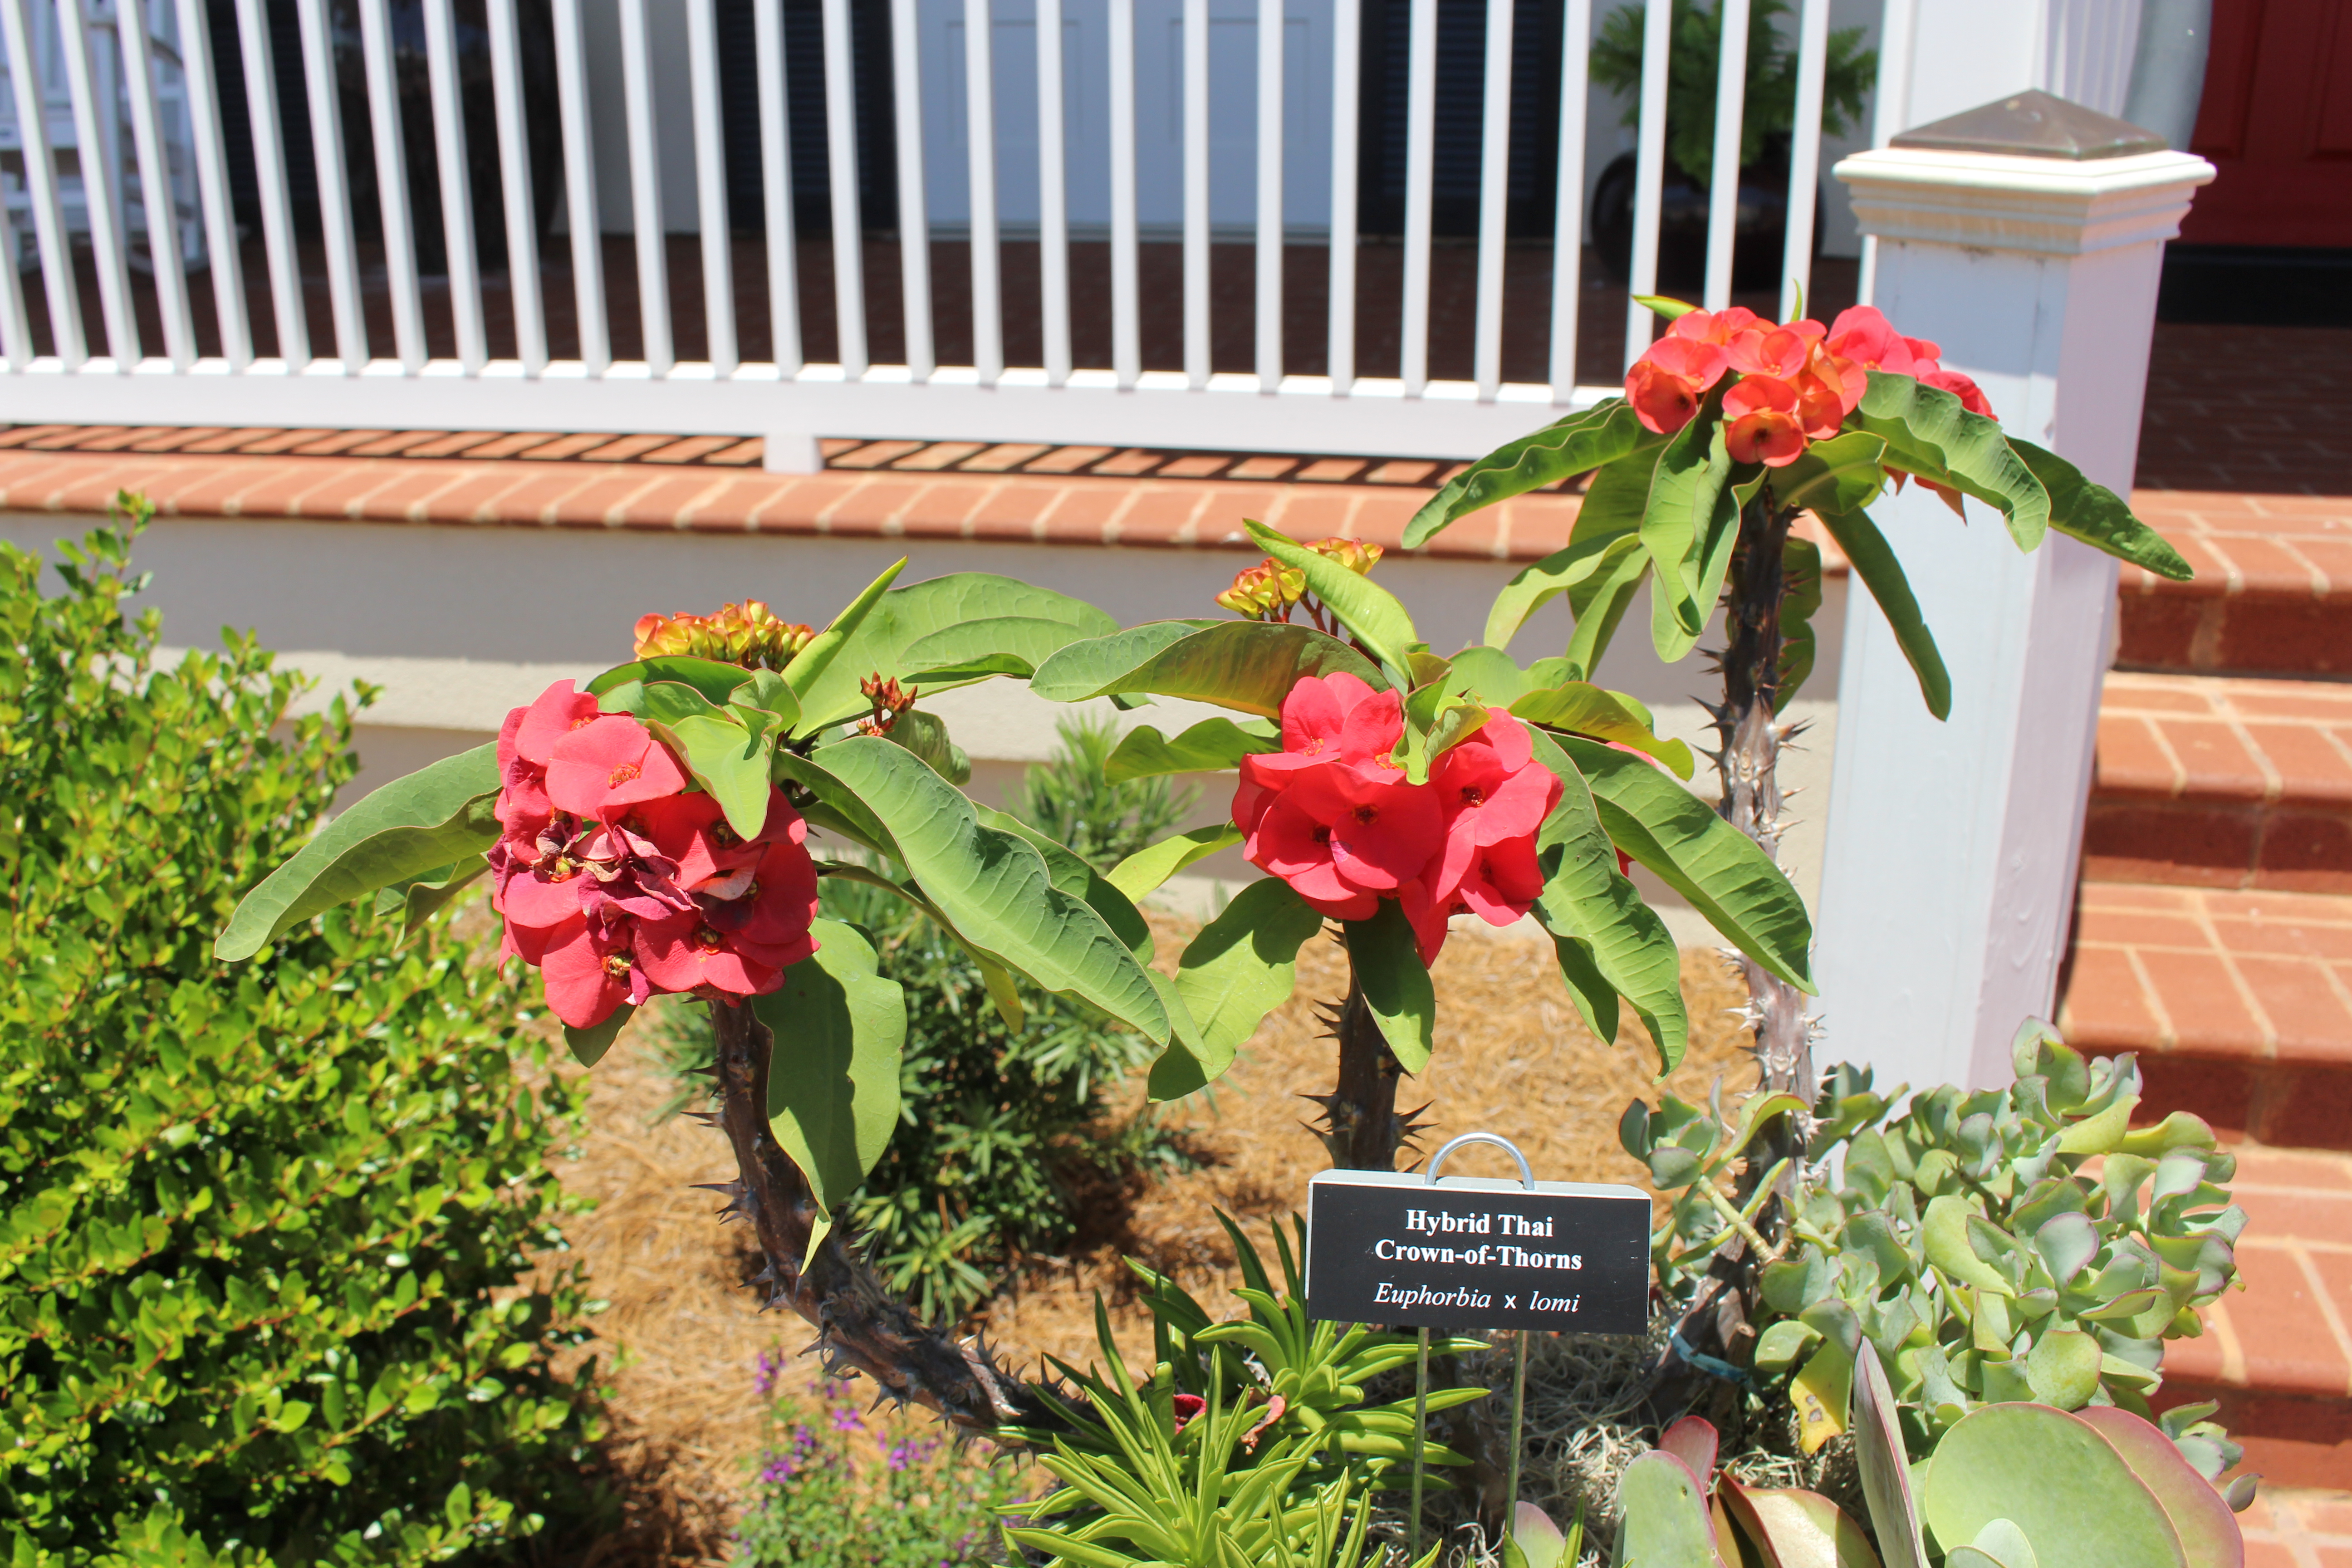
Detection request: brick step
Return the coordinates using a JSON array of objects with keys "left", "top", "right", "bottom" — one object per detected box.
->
[
  {"left": 2058, "top": 883, "right": 2352, "bottom": 1148},
  {"left": 2151, "top": 1147, "right": 2352, "bottom": 1494},
  {"left": 2118, "top": 490, "right": 2352, "bottom": 679},
  {"left": 2088, "top": 672, "right": 2352, "bottom": 895}
]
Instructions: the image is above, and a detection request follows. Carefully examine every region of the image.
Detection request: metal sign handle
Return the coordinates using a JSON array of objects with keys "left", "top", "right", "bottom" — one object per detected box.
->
[{"left": 1424, "top": 1131, "right": 1537, "bottom": 1189}]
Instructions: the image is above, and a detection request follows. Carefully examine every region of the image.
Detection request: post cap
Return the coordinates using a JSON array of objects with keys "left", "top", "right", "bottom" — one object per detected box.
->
[{"left": 1890, "top": 89, "right": 2169, "bottom": 161}]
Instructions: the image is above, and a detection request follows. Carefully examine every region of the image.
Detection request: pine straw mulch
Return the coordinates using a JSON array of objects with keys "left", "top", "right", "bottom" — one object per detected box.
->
[{"left": 540, "top": 917, "right": 1760, "bottom": 1565}]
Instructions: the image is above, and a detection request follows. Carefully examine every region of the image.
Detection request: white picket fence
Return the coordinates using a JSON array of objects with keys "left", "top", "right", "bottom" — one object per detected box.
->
[{"left": 0, "top": 0, "right": 1934, "bottom": 457}]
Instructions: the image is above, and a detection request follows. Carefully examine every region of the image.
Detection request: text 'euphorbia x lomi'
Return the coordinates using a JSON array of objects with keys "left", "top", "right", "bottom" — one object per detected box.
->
[
  {"left": 1234, "top": 672, "right": 1561, "bottom": 963},
  {"left": 490, "top": 678, "right": 820, "bottom": 1029}
]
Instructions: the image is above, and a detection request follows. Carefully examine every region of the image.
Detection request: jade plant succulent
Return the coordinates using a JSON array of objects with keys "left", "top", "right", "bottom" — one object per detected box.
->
[{"left": 1622, "top": 1022, "right": 2245, "bottom": 1464}]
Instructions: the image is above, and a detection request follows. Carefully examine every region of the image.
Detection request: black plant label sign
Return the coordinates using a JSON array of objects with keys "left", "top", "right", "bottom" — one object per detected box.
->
[{"left": 1303, "top": 1171, "right": 1652, "bottom": 1334}]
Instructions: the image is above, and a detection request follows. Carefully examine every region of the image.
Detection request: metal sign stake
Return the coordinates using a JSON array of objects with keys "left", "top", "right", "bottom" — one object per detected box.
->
[{"left": 1409, "top": 1325, "right": 1430, "bottom": 1559}]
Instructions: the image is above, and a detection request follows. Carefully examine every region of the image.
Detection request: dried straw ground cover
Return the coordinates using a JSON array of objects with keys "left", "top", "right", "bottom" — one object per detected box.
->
[{"left": 547, "top": 915, "right": 1754, "bottom": 1562}]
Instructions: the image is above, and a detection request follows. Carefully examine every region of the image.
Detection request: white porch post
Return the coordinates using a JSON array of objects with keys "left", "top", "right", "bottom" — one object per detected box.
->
[{"left": 1810, "top": 130, "right": 2213, "bottom": 1093}]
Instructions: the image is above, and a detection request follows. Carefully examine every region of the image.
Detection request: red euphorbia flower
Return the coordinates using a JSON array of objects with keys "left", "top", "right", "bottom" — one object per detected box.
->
[
  {"left": 545, "top": 714, "right": 692, "bottom": 817},
  {"left": 1823, "top": 304, "right": 1940, "bottom": 376}
]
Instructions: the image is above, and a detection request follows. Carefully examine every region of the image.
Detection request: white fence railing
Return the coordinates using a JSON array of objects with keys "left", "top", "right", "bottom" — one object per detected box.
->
[{"left": 0, "top": 0, "right": 1932, "bottom": 460}]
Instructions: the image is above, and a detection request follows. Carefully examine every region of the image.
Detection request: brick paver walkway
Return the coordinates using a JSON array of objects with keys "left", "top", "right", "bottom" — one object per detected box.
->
[{"left": 2242, "top": 1489, "right": 2352, "bottom": 1568}]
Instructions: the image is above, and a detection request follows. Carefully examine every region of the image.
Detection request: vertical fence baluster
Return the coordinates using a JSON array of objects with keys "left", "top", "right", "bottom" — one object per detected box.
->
[
  {"left": 552, "top": 0, "right": 608, "bottom": 372},
  {"left": 886, "top": 0, "right": 926, "bottom": 377},
  {"left": 819, "top": 0, "right": 866, "bottom": 374},
  {"left": 763, "top": 0, "right": 804, "bottom": 374},
  {"left": 1254, "top": 0, "right": 1280, "bottom": 387},
  {"left": 424, "top": 0, "right": 485, "bottom": 370},
  {"left": 1181, "top": 0, "right": 1206, "bottom": 387},
  {"left": 358, "top": 0, "right": 424, "bottom": 370},
  {"left": 487, "top": 0, "right": 545, "bottom": 371},
  {"left": 688, "top": 0, "right": 736, "bottom": 374},
  {"left": 0, "top": 184, "right": 26, "bottom": 368},
  {"left": 1701, "top": 0, "right": 1748, "bottom": 312},
  {"left": 1326, "top": 0, "right": 1357, "bottom": 392},
  {"left": 59, "top": 0, "right": 139, "bottom": 365},
  {"left": 1620, "top": 0, "right": 1668, "bottom": 370},
  {"left": 118, "top": 0, "right": 195, "bottom": 368},
  {"left": 1037, "top": 0, "right": 1068, "bottom": 383},
  {"left": 1779, "top": 0, "right": 1828, "bottom": 322},
  {"left": 176, "top": 0, "right": 251, "bottom": 366},
  {"left": 297, "top": 0, "right": 368, "bottom": 369},
  {"left": 1470, "top": 0, "right": 1511, "bottom": 397},
  {"left": 1857, "top": 0, "right": 1915, "bottom": 303},
  {"left": 3, "top": 0, "right": 84, "bottom": 366},
  {"left": 962, "top": 0, "right": 1000, "bottom": 382},
  {"left": 234, "top": 0, "right": 304, "bottom": 365},
  {"left": 618, "top": 0, "right": 672, "bottom": 373},
  {"left": 1399, "top": 0, "right": 1433, "bottom": 392},
  {"left": 1547, "top": 0, "right": 1587, "bottom": 397},
  {"left": 1107, "top": 0, "right": 1137, "bottom": 386}
]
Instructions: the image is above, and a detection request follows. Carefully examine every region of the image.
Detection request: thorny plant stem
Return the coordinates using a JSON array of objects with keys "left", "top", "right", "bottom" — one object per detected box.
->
[
  {"left": 1316, "top": 969, "right": 1411, "bottom": 1172},
  {"left": 706, "top": 997, "right": 1055, "bottom": 1436}
]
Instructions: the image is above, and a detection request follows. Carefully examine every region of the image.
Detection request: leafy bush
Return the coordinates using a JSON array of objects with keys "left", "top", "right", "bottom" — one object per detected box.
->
[
  {"left": 0, "top": 510, "right": 605, "bottom": 1565},
  {"left": 657, "top": 715, "right": 1194, "bottom": 1321},
  {"left": 731, "top": 1367, "right": 1027, "bottom": 1567},
  {"left": 1625, "top": 1022, "right": 2244, "bottom": 1465}
]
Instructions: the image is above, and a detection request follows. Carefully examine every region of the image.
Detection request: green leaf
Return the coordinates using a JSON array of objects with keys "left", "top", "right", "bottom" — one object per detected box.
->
[
  {"left": 1853, "top": 1343, "right": 1926, "bottom": 1568},
  {"left": 729, "top": 666, "right": 801, "bottom": 734},
  {"left": 1853, "top": 372, "right": 2050, "bottom": 551},
  {"left": 1549, "top": 934, "right": 1621, "bottom": 1045},
  {"left": 782, "top": 556, "right": 908, "bottom": 712},
  {"left": 372, "top": 858, "right": 490, "bottom": 948},
  {"left": 1770, "top": 430, "right": 1891, "bottom": 519},
  {"left": 564, "top": 1003, "right": 634, "bottom": 1068},
  {"left": 1550, "top": 735, "right": 1814, "bottom": 992},
  {"left": 887, "top": 708, "right": 971, "bottom": 785},
  {"left": 1636, "top": 293, "right": 1700, "bottom": 321},
  {"left": 789, "top": 737, "right": 1170, "bottom": 1040},
  {"left": 1720, "top": 1479, "right": 1886, "bottom": 1568},
  {"left": 2007, "top": 439, "right": 2193, "bottom": 582},
  {"left": 1565, "top": 534, "right": 1652, "bottom": 681},
  {"left": 1244, "top": 520, "right": 1418, "bottom": 681},
  {"left": 1614, "top": 1451, "right": 1723, "bottom": 1568},
  {"left": 215, "top": 743, "right": 502, "bottom": 961},
  {"left": 974, "top": 803, "right": 1155, "bottom": 961},
  {"left": 1780, "top": 535, "right": 1824, "bottom": 706},
  {"left": 900, "top": 612, "right": 1127, "bottom": 682},
  {"left": 589, "top": 654, "right": 770, "bottom": 706},
  {"left": 1343, "top": 902, "right": 1435, "bottom": 1073},
  {"left": 1107, "top": 824, "right": 1245, "bottom": 901},
  {"left": 1156, "top": 877, "right": 1326, "bottom": 1099},
  {"left": 1640, "top": 397, "right": 1738, "bottom": 655},
  {"left": 790, "top": 571, "right": 1116, "bottom": 733},
  {"left": 1105, "top": 717, "right": 1279, "bottom": 783},
  {"left": 647, "top": 696, "right": 774, "bottom": 840},
  {"left": 1405, "top": 400, "right": 1663, "bottom": 548},
  {"left": 751, "top": 920, "right": 907, "bottom": 1215},
  {"left": 1523, "top": 729, "right": 1688, "bottom": 1071},
  {"left": 1511, "top": 682, "right": 1695, "bottom": 779},
  {"left": 1031, "top": 620, "right": 1386, "bottom": 716},
  {"left": 2024, "top": 1328, "right": 2102, "bottom": 1411},
  {"left": 1815, "top": 506, "right": 1952, "bottom": 721},
  {"left": 1921, "top": 1405, "right": 2188, "bottom": 1568}
]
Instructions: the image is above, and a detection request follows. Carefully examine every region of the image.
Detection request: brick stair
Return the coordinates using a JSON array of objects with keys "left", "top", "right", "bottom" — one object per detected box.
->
[{"left": 2060, "top": 481, "right": 2352, "bottom": 1496}]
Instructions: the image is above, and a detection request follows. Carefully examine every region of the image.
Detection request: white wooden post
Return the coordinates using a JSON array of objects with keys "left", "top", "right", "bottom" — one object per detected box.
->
[{"left": 1811, "top": 120, "right": 2213, "bottom": 1093}]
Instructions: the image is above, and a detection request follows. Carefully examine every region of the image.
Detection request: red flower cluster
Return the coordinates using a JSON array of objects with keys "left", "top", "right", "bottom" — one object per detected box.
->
[
  {"left": 489, "top": 679, "right": 821, "bottom": 1029},
  {"left": 633, "top": 599, "right": 815, "bottom": 669},
  {"left": 1625, "top": 304, "right": 1993, "bottom": 468},
  {"left": 1232, "top": 673, "right": 1563, "bottom": 963}
]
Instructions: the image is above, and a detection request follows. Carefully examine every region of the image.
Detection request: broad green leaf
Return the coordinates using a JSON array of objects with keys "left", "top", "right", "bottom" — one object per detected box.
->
[
  {"left": 1441, "top": 644, "right": 1538, "bottom": 706},
  {"left": 1853, "top": 372, "right": 2050, "bottom": 551},
  {"left": 1720, "top": 1480, "right": 1886, "bottom": 1568},
  {"left": 1512, "top": 683, "right": 1695, "bottom": 779},
  {"left": 2007, "top": 439, "right": 2194, "bottom": 582},
  {"left": 589, "top": 654, "right": 769, "bottom": 706},
  {"left": 1245, "top": 520, "right": 1419, "bottom": 681},
  {"left": 1852, "top": 1343, "right": 1926, "bottom": 1568},
  {"left": 975, "top": 803, "right": 1155, "bottom": 961},
  {"left": 1921, "top": 1405, "right": 2187, "bottom": 1568},
  {"left": 1030, "top": 620, "right": 1386, "bottom": 716},
  {"left": 788, "top": 737, "right": 1170, "bottom": 1040},
  {"left": 1105, "top": 717, "right": 1279, "bottom": 783},
  {"left": 1613, "top": 1451, "right": 1723, "bottom": 1568},
  {"left": 752, "top": 920, "right": 907, "bottom": 1215},
  {"left": 1636, "top": 293, "right": 1700, "bottom": 321},
  {"left": 1923, "top": 1195, "right": 2012, "bottom": 1294},
  {"left": 1483, "top": 446, "right": 1659, "bottom": 650},
  {"left": 899, "top": 612, "right": 1126, "bottom": 682},
  {"left": 1781, "top": 535, "right": 1824, "bottom": 707},
  {"left": 778, "top": 755, "right": 901, "bottom": 861},
  {"left": 1816, "top": 506, "right": 1952, "bottom": 721},
  {"left": 790, "top": 571, "right": 1115, "bottom": 733},
  {"left": 1523, "top": 729, "right": 1688, "bottom": 1072},
  {"left": 887, "top": 708, "right": 971, "bottom": 785},
  {"left": 781, "top": 556, "right": 908, "bottom": 714},
  {"left": 1640, "top": 397, "right": 1738, "bottom": 653},
  {"left": 1551, "top": 735, "right": 1814, "bottom": 991},
  {"left": 1795, "top": 1336, "right": 1858, "bottom": 1457},
  {"left": 657, "top": 705, "right": 774, "bottom": 840},
  {"left": 2072, "top": 1406, "right": 2243, "bottom": 1568},
  {"left": 1156, "top": 877, "right": 1326, "bottom": 1099},
  {"left": 371, "top": 858, "right": 490, "bottom": 947},
  {"left": 1770, "top": 430, "right": 1891, "bottom": 518},
  {"left": 1566, "top": 534, "right": 1651, "bottom": 680},
  {"left": 1548, "top": 934, "right": 1621, "bottom": 1044},
  {"left": 730, "top": 666, "right": 801, "bottom": 732},
  {"left": 1343, "top": 902, "right": 1435, "bottom": 1073},
  {"left": 1107, "top": 824, "right": 1245, "bottom": 901},
  {"left": 215, "top": 743, "right": 501, "bottom": 961},
  {"left": 2024, "top": 1328, "right": 2102, "bottom": 1411},
  {"left": 564, "top": 1003, "right": 635, "bottom": 1068},
  {"left": 1405, "top": 399, "right": 1663, "bottom": 547}
]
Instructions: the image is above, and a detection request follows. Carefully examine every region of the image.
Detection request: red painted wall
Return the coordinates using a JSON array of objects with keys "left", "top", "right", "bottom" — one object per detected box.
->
[{"left": 2180, "top": 0, "right": 2352, "bottom": 248}]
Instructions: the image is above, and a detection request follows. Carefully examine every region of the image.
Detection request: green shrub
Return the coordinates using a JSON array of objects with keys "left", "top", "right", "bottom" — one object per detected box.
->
[
  {"left": 0, "top": 510, "right": 605, "bottom": 1565},
  {"left": 730, "top": 1366, "right": 1028, "bottom": 1567},
  {"left": 1017, "top": 713, "right": 1196, "bottom": 874}
]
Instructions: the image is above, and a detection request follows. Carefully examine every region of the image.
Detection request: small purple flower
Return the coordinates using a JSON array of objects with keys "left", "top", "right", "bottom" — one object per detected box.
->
[
  {"left": 754, "top": 1348, "right": 784, "bottom": 1398},
  {"left": 885, "top": 1439, "right": 915, "bottom": 1472}
]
